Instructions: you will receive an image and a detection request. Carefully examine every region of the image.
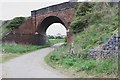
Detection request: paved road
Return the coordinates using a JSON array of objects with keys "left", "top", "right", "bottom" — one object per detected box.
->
[
  {"left": 1, "top": 43, "right": 68, "bottom": 78},
  {"left": 0, "top": 64, "right": 2, "bottom": 79}
]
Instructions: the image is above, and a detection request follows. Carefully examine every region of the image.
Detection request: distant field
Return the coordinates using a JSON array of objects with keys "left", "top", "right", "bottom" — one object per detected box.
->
[{"left": 49, "top": 39, "right": 65, "bottom": 45}]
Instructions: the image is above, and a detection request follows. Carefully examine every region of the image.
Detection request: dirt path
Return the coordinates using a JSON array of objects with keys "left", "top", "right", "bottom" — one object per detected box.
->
[{"left": 1, "top": 43, "right": 68, "bottom": 78}]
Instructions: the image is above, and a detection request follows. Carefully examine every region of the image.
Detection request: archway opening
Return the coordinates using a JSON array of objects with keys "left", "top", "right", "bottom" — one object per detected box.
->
[
  {"left": 46, "top": 23, "right": 67, "bottom": 45},
  {"left": 36, "top": 16, "right": 68, "bottom": 45}
]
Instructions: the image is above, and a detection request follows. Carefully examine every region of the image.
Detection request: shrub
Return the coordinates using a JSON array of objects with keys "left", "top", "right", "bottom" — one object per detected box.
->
[
  {"left": 6, "top": 17, "right": 25, "bottom": 29},
  {"left": 70, "top": 2, "right": 94, "bottom": 33},
  {"left": 48, "top": 35, "right": 55, "bottom": 39},
  {"left": 70, "top": 17, "right": 88, "bottom": 33}
]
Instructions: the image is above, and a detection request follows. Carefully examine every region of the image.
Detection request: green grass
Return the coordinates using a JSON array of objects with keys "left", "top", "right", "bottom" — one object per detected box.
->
[
  {"left": 45, "top": 47, "right": 118, "bottom": 77},
  {"left": 0, "top": 36, "right": 65, "bottom": 63},
  {"left": 49, "top": 39, "right": 65, "bottom": 45},
  {"left": 74, "top": 19, "right": 118, "bottom": 53},
  {"left": 2, "top": 43, "right": 47, "bottom": 53},
  {"left": 0, "top": 23, "right": 2, "bottom": 39},
  {"left": 0, "top": 43, "right": 50, "bottom": 63},
  {"left": 45, "top": 27, "right": 118, "bottom": 77},
  {"left": 0, "top": 22, "right": 10, "bottom": 39}
]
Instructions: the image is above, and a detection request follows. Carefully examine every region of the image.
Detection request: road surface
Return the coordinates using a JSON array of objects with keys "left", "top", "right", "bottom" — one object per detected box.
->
[{"left": 1, "top": 43, "right": 68, "bottom": 78}]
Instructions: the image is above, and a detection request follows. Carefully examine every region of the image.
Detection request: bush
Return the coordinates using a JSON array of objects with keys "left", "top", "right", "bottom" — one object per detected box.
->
[
  {"left": 56, "top": 36, "right": 64, "bottom": 39},
  {"left": 48, "top": 35, "right": 55, "bottom": 39},
  {"left": 70, "top": 2, "right": 117, "bottom": 33},
  {"left": 6, "top": 17, "right": 25, "bottom": 29},
  {"left": 70, "top": 3, "right": 94, "bottom": 33}
]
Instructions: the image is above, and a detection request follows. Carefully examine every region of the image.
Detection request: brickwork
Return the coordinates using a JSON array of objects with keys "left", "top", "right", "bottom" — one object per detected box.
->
[
  {"left": 2, "top": 18, "right": 37, "bottom": 44},
  {"left": 2, "top": 2, "right": 77, "bottom": 45}
]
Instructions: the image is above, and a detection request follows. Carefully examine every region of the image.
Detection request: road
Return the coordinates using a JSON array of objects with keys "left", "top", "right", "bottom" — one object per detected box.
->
[{"left": 1, "top": 43, "right": 68, "bottom": 78}]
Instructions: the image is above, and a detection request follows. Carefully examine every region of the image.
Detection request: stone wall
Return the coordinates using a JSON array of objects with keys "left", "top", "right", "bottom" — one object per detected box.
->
[
  {"left": 88, "top": 34, "right": 120, "bottom": 59},
  {"left": 89, "top": 49, "right": 119, "bottom": 59},
  {"left": 102, "top": 34, "right": 120, "bottom": 50}
]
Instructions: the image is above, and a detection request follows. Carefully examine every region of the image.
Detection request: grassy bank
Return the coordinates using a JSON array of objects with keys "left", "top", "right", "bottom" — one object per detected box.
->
[
  {"left": 45, "top": 3, "right": 119, "bottom": 78},
  {"left": 45, "top": 46, "right": 118, "bottom": 78},
  {"left": 0, "top": 17, "right": 26, "bottom": 39},
  {"left": 0, "top": 43, "right": 50, "bottom": 63}
]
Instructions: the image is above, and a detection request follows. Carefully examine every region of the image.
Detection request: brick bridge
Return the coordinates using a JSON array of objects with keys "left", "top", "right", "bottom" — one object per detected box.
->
[{"left": 3, "top": 2, "right": 77, "bottom": 45}]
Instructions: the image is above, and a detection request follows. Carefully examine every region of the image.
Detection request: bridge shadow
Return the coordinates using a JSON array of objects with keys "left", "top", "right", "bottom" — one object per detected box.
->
[{"left": 36, "top": 16, "right": 67, "bottom": 45}]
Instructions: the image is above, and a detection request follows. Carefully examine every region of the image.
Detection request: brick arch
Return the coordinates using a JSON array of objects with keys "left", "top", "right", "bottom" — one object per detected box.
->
[
  {"left": 35, "top": 16, "right": 68, "bottom": 45},
  {"left": 2, "top": 2, "right": 77, "bottom": 45},
  {"left": 37, "top": 16, "right": 67, "bottom": 34}
]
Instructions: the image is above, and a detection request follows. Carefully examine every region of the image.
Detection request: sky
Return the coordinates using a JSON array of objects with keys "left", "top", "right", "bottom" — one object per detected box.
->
[
  {"left": 0, "top": 1, "right": 69, "bottom": 20},
  {"left": 0, "top": 0, "right": 90, "bottom": 36},
  {"left": 46, "top": 23, "right": 66, "bottom": 36}
]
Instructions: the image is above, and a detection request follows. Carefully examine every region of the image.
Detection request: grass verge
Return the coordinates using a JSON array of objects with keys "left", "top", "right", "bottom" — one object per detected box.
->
[
  {"left": 45, "top": 45, "right": 118, "bottom": 78},
  {"left": 0, "top": 43, "right": 50, "bottom": 63}
]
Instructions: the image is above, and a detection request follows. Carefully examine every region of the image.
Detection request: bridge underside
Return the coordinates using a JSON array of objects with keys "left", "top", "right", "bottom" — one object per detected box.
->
[{"left": 35, "top": 16, "right": 66, "bottom": 45}]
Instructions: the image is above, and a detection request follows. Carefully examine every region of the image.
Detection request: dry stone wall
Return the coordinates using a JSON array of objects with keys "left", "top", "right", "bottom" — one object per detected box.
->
[{"left": 88, "top": 34, "right": 120, "bottom": 59}]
